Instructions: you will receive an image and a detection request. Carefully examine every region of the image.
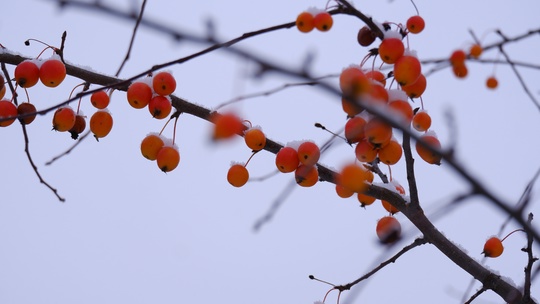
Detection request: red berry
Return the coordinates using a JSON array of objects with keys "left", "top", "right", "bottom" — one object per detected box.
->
[
  {"left": 0, "top": 100, "right": 18, "bottom": 127},
  {"left": 152, "top": 71, "right": 176, "bottom": 96},
  {"left": 14, "top": 60, "right": 40, "bottom": 88},
  {"left": 39, "top": 57, "right": 66, "bottom": 87}
]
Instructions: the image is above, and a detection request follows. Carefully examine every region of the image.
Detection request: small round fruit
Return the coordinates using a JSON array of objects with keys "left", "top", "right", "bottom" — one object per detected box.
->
[
  {"left": 296, "top": 11, "right": 314, "bottom": 33},
  {"left": 357, "top": 192, "right": 376, "bottom": 207},
  {"left": 295, "top": 164, "right": 318, "bottom": 187},
  {"left": 39, "top": 58, "right": 66, "bottom": 87},
  {"left": 90, "top": 90, "right": 110, "bottom": 109},
  {"left": 357, "top": 26, "right": 376, "bottom": 46},
  {"left": 148, "top": 95, "right": 172, "bottom": 119},
  {"left": 152, "top": 71, "right": 176, "bottom": 96},
  {"left": 379, "top": 37, "right": 405, "bottom": 64},
  {"left": 401, "top": 73, "right": 427, "bottom": 98},
  {"left": 90, "top": 110, "right": 113, "bottom": 138},
  {"left": 69, "top": 114, "right": 86, "bottom": 140},
  {"left": 378, "top": 139, "right": 403, "bottom": 165},
  {"left": 416, "top": 133, "right": 442, "bottom": 165},
  {"left": 412, "top": 111, "right": 431, "bottom": 132},
  {"left": 244, "top": 128, "right": 266, "bottom": 151},
  {"left": 156, "top": 145, "right": 180, "bottom": 172},
  {"left": 297, "top": 141, "right": 320, "bottom": 166},
  {"left": 17, "top": 102, "right": 37, "bottom": 125},
  {"left": 0, "top": 100, "right": 18, "bottom": 127},
  {"left": 345, "top": 116, "right": 367, "bottom": 144},
  {"left": 469, "top": 44, "right": 483, "bottom": 58},
  {"left": 364, "top": 117, "right": 393, "bottom": 146},
  {"left": 393, "top": 54, "right": 421, "bottom": 86},
  {"left": 140, "top": 133, "right": 165, "bottom": 161},
  {"left": 337, "top": 163, "right": 369, "bottom": 193},
  {"left": 313, "top": 11, "right": 333, "bottom": 32},
  {"left": 14, "top": 60, "right": 40, "bottom": 88},
  {"left": 336, "top": 184, "right": 354, "bottom": 198},
  {"left": 450, "top": 50, "right": 467, "bottom": 65},
  {"left": 275, "top": 146, "right": 300, "bottom": 173},
  {"left": 52, "top": 107, "right": 76, "bottom": 132},
  {"left": 406, "top": 15, "right": 425, "bottom": 34},
  {"left": 452, "top": 63, "right": 468, "bottom": 78},
  {"left": 486, "top": 76, "right": 498, "bottom": 89},
  {"left": 339, "top": 66, "right": 371, "bottom": 97},
  {"left": 127, "top": 81, "right": 153, "bottom": 109},
  {"left": 482, "top": 237, "right": 504, "bottom": 258},
  {"left": 227, "top": 164, "right": 249, "bottom": 187},
  {"left": 211, "top": 112, "right": 245, "bottom": 140},
  {"left": 376, "top": 216, "right": 401, "bottom": 244},
  {"left": 355, "top": 139, "right": 377, "bottom": 163}
]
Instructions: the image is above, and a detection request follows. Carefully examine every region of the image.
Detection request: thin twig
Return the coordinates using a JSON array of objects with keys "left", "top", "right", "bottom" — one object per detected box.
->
[
  {"left": 115, "top": 0, "right": 147, "bottom": 77},
  {"left": 45, "top": 130, "right": 91, "bottom": 165}
]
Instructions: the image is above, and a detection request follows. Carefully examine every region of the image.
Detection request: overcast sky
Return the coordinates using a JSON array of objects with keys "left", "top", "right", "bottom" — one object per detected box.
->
[{"left": 1, "top": 0, "right": 539, "bottom": 303}]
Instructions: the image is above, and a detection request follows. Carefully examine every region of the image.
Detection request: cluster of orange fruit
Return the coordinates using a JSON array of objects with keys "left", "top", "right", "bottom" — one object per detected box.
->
[
  {"left": 130, "top": 71, "right": 180, "bottom": 172},
  {"left": 449, "top": 44, "right": 499, "bottom": 89}
]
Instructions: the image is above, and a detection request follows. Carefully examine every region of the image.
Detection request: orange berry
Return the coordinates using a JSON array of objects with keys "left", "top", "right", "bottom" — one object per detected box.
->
[
  {"left": 90, "top": 110, "right": 113, "bottom": 139},
  {"left": 68, "top": 114, "right": 86, "bottom": 140},
  {"left": 357, "top": 192, "right": 376, "bottom": 207},
  {"left": 296, "top": 11, "right": 314, "bottom": 33},
  {"left": 140, "top": 133, "right": 165, "bottom": 161},
  {"left": 14, "top": 60, "right": 40, "bottom": 88},
  {"left": 401, "top": 73, "right": 427, "bottom": 98},
  {"left": 486, "top": 76, "right": 498, "bottom": 89},
  {"left": 275, "top": 146, "right": 300, "bottom": 173},
  {"left": 127, "top": 81, "right": 153, "bottom": 109},
  {"left": 90, "top": 90, "right": 110, "bottom": 109},
  {"left": 313, "top": 12, "right": 333, "bottom": 32},
  {"left": 152, "top": 71, "right": 176, "bottom": 96},
  {"left": 339, "top": 66, "right": 371, "bottom": 97},
  {"left": 365, "top": 70, "right": 386, "bottom": 86},
  {"left": 211, "top": 112, "right": 245, "bottom": 140},
  {"left": 364, "top": 117, "right": 393, "bottom": 146},
  {"left": 406, "top": 15, "right": 425, "bottom": 34},
  {"left": 355, "top": 138, "right": 377, "bottom": 163},
  {"left": 227, "top": 164, "right": 249, "bottom": 187},
  {"left": 378, "top": 138, "right": 403, "bottom": 165},
  {"left": 52, "top": 107, "right": 76, "bottom": 132},
  {"left": 148, "top": 95, "right": 172, "bottom": 119},
  {"left": 341, "top": 96, "right": 363, "bottom": 117},
  {"left": 295, "top": 164, "right": 318, "bottom": 187},
  {"left": 17, "top": 102, "right": 37, "bottom": 125},
  {"left": 297, "top": 141, "right": 320, "bottom": 166},
  {"left": 366, "top": 83, "right": 389, "bottom": 104},
  {"left": 482, "top": 237, "right": 504, "bottom": 258},
  {"left": 337, "top": 163, "right": 369, "bottom": 193},
  {"left": 450, "top": 50, "right": 466, "bottom": 65},
  {"left": 39, "top": 58, "right": 66, "bottom": 87},
  {"left": 416, "top": 133, "right": 442, "bottom": 165},
  {"left": 357, "top": 26, "right": 376, "bottom": 47},
  {"left": 336, "top": 184, "right": 354, "bottom": 198},
  {"left": 344, "top": 115, "right": 367, "bottom": 144},
  {"left": 412, "top": 110, "right": 431, "bottom": 132},
  {"left": 388, "top": 99, "right": 414, "bottom": 124},
  {"left": 393, "top": 54, "right": 421, "bottom": 86},
  {"left": 244, "top": 128, "right": 266, "bottom": 151},
  {"left": 381, "top": 182, "right": 405, "bottom": 214},
  {"left": 376, "top": 216, "right": 401, "bottom": 244},
  {"left": 0, "top": 100, "right": 17, "bottom": 127},
  {"left": 156, "top": 145, "right": 180, "bottom": 172},
  {"left": 452, "top": 63, "right": 468, "bottom": 78},
  {"left": 379, "top": 37, "right": 405, "bottom": 64},
  {"left": 469, "top": 44, "right": 483, "bottom": 58}
]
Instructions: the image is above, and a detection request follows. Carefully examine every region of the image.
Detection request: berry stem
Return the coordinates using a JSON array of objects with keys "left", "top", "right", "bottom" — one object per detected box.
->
[
  {"left": 410, "top": 0, "right": 420, "bottom": 15},
  {"left": 500, "top": 228, "right": 525, "bottom": 243},
  {"left": 244, "top": 150, "right": 258, "bottom": 167},
  {"left": 172, "top": 115, "right": 180, "bottom": 145}
]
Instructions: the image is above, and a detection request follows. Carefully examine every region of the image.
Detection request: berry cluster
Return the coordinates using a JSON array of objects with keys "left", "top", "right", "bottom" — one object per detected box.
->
[
  {"left": 450, "top": 43, "right": 500, "bottom": 90},
  {"left": 276, "top": 141, "right": 321, "bottom": 187},
  {"left": 0, "top": 44, "right": 67, "bottom": 128},
  {"left": 127, "top": 71, "right": 176, "bottom": 119},
  {"left": 296, "top": 8, "right": 333, "bottom": 33}
]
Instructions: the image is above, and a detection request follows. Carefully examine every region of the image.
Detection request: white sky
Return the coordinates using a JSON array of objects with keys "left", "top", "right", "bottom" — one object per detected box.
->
[{"left": 1, "top": 0, "right": 539, "bottom": 303}]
